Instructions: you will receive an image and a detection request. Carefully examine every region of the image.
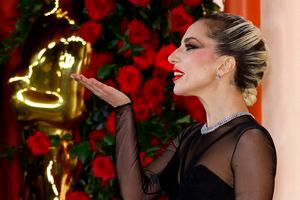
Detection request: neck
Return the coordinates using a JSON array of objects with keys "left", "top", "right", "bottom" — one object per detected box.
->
[{"left": 197, "top": 86, "right": 249, "bottom": 127}]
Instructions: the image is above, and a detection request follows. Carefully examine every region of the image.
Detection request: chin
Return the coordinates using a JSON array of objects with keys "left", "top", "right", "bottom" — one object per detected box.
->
[{"left": 173, "top": 87, "right": 189, "bottom": 96}]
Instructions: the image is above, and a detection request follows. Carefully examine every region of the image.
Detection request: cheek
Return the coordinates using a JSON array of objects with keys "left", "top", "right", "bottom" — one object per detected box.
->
[
  {"left": 187, "top": 51, "right": 216, "bottom": 73},
  {"left": 189, "top": 51, "right": 217, "bottom": 79},
  {"left": 194, "top": 50, "right": 216, "bottom": 63}
]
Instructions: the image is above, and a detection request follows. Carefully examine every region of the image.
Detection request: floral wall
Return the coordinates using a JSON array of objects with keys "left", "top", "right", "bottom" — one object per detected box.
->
[{"left": 0, "top": 0, "right": 220, "bottom": 199}]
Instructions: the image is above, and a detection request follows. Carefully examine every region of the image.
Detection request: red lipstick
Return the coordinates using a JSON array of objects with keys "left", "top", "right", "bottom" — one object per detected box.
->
[{"left": 172, "top": 68, "right": 185, "bottom": 82}]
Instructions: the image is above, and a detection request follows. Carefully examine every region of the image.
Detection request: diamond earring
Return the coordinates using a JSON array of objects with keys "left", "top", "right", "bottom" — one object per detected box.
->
[{"left": 216, "top": 74, "right": 222, "bottom": 80}]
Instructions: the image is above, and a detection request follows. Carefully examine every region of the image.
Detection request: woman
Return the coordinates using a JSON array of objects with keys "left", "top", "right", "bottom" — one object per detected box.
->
[{"left": 71, "top": 13, "right": 277, "bottom": 200}]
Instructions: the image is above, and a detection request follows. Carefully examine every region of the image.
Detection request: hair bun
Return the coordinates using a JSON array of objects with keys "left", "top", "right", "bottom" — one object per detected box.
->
[{"left": 243, "top": 88, "right": 257, "bottom": 106}]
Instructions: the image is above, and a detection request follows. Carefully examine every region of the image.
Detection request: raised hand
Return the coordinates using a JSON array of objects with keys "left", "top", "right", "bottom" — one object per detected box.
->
[{"left": 70, "top": 74, "right": 131, "bottom": 107}]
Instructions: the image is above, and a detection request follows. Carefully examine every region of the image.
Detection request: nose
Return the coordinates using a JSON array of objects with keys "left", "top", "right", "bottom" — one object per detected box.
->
[{"left": 168, "top": 48, "right": 179, "bottom": 65}]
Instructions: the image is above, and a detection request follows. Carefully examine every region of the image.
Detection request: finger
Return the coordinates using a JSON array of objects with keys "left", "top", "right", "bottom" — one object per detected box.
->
[
  {"left": 76, "top": 75, "right": 94, "bottom": 88},
  {"left": 73, "top": 76, "right": 97, "bottom": 93},
  {"left": 70, "top": 73, "right": 84, "bottom": 80},
  {"left": 71, "top": 75, "right": 110, "bottom": 99}
]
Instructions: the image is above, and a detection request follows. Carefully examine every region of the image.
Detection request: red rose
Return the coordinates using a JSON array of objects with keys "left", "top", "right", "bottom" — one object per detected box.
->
[
  {"left": 152, "top": 68, "right": 169, "bottom": 85},
  {"left": 154, "top": 44, "right": 177, "bottom": 71},
  {"left": 142, "top": 78, "right": 165, "bottom": 105},
  {"left": 151, "top": 104, "right": 163, "bottom": 116},
  {"left": 133, "top": 45, "right": 156, "bottom": 70},
  {"left": 128, "top": 0, "right": 151, "bottom": 7},
  {"left": 66, "top": 191, "right": 90, "bottom": 200},
  {"left": 77, "top": 21, "right": 102, "bottom": 44},
  {"left": 0, "top": 0, "right": 18, "bottom": 38},
  {"left": 183, "top": 0, "right": 202, "bottom": 7},
  {"left": 90, "top": 52, "right": 113, "bottom": 69},
  {"left": 150, "top": 136, "right": 160, "bottom": 146},
  {"left": 150, "top": 32, "right": 160, "bottom": 49},
  {"left": 27, "top": 131, "right": 51, "bottom": 155},
  {"left": 82, "top": 52, "right": 113, "bottom": 79},
  {"left": 172, "top": 94, "right": 184, "bottom": 106},
  {"left": 90, "top": 52, "right": 113, "bottom": 76},
  {"left": 140, "top": 152, "right": 154, "bottom": 167},
  {"left": 88, "top": 129, "right": 106, "bottom": 152},
  {"left": 117, "top": 40, "right": 132, "bottom": 58},
  {"left": 132, "top": 95, "right": 151, "bottom": 122},
  {"left": 84, "top": 0, "right": 115, "bottom": 20},
  {"left": 119, "top": 18, "right": 129, "bottom": 34},
  {"left": 170, "top": 5, "right": 194, "bottom": 35},
  {"left": 128, "top": 19, "right": 151, "bottom": 45},
  {"left": 173, "top": 95, "right": 206, "bottom": 123},
  {"left": 106, "top": 112, "right": 116, "bottom": 135},
  {"left": 116, "top": 65, "right": 142, "bottom": 95},
  {"left": 92, "top": 155, "right": 116, "bottom": 181},
  {"left": 186, "top": 97, "right": 206, "bottom": 123}
]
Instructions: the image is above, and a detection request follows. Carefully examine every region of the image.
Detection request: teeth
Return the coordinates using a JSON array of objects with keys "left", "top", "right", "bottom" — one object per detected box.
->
[{"left": 174, "top": 72, "right": 184, "bottom": 76}]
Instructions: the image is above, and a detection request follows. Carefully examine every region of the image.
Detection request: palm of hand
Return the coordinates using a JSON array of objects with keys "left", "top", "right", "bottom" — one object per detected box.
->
[{"left": 70, "top": 74, "right": 131, "bottom": 107}]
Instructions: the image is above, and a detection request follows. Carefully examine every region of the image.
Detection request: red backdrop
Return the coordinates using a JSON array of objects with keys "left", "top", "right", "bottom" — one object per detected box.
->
[
  {"left": 224, "top": 0, "right": 262, "bottom": 123},
  {"left": 0, "top": 0, "right": 22, "bottom": 199}
]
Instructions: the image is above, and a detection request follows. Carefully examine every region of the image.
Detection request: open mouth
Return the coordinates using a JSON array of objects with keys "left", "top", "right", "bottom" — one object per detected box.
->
[{"left": 172, "top": 69, "right": 185, "bottom": 81}]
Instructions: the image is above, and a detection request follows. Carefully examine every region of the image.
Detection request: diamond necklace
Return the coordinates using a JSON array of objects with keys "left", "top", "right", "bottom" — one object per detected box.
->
[{"left": 200, "top": 112, "right": 254, "bottom": 135}]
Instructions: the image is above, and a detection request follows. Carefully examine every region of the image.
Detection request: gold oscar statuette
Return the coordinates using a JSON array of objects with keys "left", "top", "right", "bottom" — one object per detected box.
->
[{"left": 8, "top": 0, "right": 91, "bottom": 199}]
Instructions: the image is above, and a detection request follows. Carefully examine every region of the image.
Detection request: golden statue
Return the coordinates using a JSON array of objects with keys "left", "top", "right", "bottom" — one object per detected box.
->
[{"left": 8, "top": 0, "right": 91, "bottom": 199}]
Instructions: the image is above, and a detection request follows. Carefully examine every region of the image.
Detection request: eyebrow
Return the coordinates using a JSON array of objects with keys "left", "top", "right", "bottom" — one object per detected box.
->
[{"left": 183, "top": 37, "right": 202, "bottom": 44}]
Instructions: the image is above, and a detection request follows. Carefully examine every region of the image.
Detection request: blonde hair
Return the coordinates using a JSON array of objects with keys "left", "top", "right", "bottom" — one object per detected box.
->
[{"left": 201, "top": 13, "right": 269, "bottom": 106}]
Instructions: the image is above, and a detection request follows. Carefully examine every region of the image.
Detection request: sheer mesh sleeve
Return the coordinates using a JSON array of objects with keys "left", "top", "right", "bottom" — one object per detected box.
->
[
  {"left": 231, "top": 128, "right": 277, "bottom": 200},
  {"left": 115, "top": 103, "right": 186, "bottom": 200}
]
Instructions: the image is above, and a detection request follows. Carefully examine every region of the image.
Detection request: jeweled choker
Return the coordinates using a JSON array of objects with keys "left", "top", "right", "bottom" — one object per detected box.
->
[{"left": 200, "top": 112, "right": 254, "bottom": 135}]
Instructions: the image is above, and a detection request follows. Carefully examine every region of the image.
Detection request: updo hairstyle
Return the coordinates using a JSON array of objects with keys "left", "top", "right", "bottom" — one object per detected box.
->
[{"left": 201, "top": 13, "right": 268, "bottom": 106}]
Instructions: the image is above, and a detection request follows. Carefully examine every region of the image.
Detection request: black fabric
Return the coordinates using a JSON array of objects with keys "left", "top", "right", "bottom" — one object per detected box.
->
[{"left": 115, "top": 104, "right": 277, "bottom": 200}]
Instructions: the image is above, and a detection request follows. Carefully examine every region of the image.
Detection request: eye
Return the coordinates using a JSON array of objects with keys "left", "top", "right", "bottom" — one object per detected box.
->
[{"left": 185, "top": 43, "right": 197, "bottom": 51}]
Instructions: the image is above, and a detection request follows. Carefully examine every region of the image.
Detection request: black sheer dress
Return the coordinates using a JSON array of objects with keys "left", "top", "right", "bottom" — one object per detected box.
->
[{"left": 115, "top": 104, "right": 277, "bottom": 200}]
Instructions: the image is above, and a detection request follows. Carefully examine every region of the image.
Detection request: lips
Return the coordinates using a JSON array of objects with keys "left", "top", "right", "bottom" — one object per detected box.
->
[{"left": 172, "top": 68, "right": 185, "bottom": 81}]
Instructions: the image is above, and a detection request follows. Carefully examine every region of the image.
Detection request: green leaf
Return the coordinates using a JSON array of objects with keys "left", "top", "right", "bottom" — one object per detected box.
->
[
  {"left": 117, "top": 41, "right": 130, "bottom": 54},
  {"left": 49, "top": 135, "right": 60, "bottom": 148},
  {"left": 176, "top": 115, "right": 191, "bottom": 123},
  {"left": 62, "top": 133, "right": 72, "bottom": 140},
  {"left": 107, "top": 24, "right": 123, "bottom": 40},
  {"left": 107, "top": 39, "right": 118, "bottom": 49},
  {"left": 139, "top": 10, "right": 148, "bottom": 20},
  {"left": 131, "top": 45, "right": 144, "bottom": 53},
  {"left": 97, "top": 64, "right": 116, "bottom": 79},
  {"left": 152, "top": 17, "right": 161, "bottom": 30},
  {"left": 0, "top": 145, "right": 20, "bottom": 159},
  {"left": 104, "top": 134, "right": 115, "bottom": 146},
  {"left": 70, "top": 141, "right": 91, "bottom": 163}
]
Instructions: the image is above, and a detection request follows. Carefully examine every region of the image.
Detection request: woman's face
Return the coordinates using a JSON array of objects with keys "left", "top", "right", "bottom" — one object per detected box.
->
[{"left": 168, "top": 20, "right": 222, "bottom": 96}]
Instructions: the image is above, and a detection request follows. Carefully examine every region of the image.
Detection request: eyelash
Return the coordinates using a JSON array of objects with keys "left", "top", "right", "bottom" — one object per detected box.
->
[{"left": 185, "top": 44, "right": 197, "bottom": 51}]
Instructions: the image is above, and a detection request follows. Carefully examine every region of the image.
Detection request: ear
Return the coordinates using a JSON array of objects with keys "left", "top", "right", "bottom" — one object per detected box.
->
[{"left": 216, "top": 56, "right": 236, "bottom": 77}]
